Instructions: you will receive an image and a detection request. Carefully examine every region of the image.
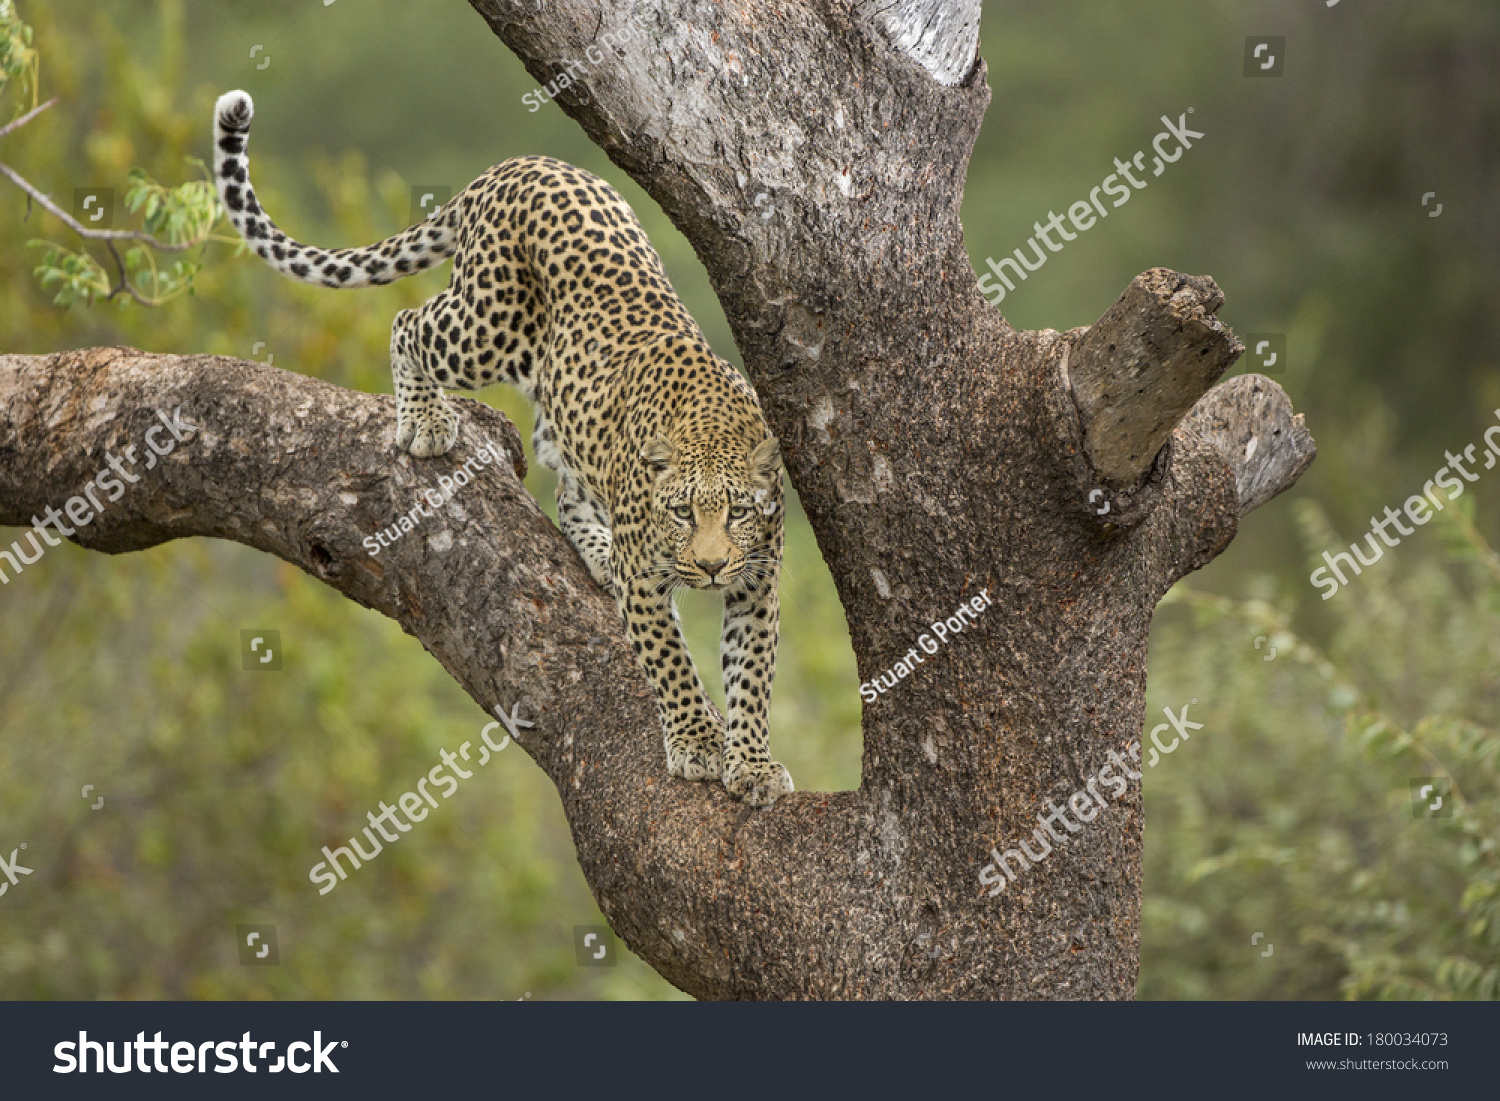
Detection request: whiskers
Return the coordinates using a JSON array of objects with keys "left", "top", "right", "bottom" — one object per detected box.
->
[
  {"left": 732, "top": 549, "right": 781, "bottom": 593},
  {"left": 625, "top": 550, "right": 780, "bottom": 598},
  {"left": 626, "top": 560, "right": 687, "bottom": 597}
]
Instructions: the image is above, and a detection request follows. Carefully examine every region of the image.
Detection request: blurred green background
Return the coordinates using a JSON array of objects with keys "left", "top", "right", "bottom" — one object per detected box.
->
[{"left": 0, "top": 0, "right": 1496, "bottom": 999}]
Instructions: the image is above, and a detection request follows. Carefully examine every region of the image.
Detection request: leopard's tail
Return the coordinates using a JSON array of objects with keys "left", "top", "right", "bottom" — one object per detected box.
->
[{"left": 213, "top": 90, "right": 461, "bottom": 288}]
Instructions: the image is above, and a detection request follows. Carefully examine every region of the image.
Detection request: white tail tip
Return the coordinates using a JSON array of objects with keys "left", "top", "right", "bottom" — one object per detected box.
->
[{"left": 215, "top": 90, "right": 254, "bottom": 132}]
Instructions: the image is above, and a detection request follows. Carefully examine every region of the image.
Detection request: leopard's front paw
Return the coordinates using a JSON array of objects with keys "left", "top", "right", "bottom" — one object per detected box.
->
[
  {"left": 397, "top": 406, "right": 460, "bottom": 458},
  {"left": 723, "top": 760, "right": 794, "bottom": 807},
  {"left": 588, "top": 560, "right": 617, "bottom": 597},
  {"left": 665, "top": 723, "right": 724, "bottom": 783}
]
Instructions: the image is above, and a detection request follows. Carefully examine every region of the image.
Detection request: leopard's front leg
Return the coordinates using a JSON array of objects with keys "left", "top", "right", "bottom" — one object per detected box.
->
[
  {"left": 720, "top": 570, "right": 793, "bottom": 806},
  {"left": 617, "top": 576, "right": 723, "bottom": 784}
]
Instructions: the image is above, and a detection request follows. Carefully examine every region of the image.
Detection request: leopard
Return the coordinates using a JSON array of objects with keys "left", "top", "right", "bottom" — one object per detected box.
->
[{"left": 212, "top": 90, "right": 793, "bottom": 806}]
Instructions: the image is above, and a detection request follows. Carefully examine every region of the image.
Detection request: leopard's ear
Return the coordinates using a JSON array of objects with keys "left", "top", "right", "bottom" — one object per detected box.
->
[
  {"left": 641, "top": 435, "right": 678, "bottom": 474},
  {"left": 748, "top": 436, "right": 781, "bottom": 480}
]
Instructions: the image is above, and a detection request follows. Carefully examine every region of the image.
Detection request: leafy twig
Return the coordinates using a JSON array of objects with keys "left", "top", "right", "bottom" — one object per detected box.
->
[
  {"left": 0, "top": 157, "right": 198, "bottom": 253},
  {"left": 1, "top": 84, "right": 224, "bottom": 305}
]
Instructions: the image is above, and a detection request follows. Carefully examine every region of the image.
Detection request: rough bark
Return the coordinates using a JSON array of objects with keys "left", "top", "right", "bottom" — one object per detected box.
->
[{"left": 0, "top": 0, "right": 1314, "bottom": 999}]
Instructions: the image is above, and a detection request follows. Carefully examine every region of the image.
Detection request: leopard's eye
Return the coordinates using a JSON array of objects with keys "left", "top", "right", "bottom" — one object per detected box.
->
[
  {"left": 671, "top": 504, "right": 693, "bottom": 521},
  {"left": 727, "top": 505, "right": 750, "bottom": 521}
]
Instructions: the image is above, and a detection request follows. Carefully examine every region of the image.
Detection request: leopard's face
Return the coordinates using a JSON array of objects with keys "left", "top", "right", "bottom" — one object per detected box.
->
[{"left": 643, "top": 435, "right": 781, "bottom": 591}]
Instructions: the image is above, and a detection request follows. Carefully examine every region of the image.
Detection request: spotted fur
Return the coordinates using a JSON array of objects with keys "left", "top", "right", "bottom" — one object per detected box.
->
[{"left": 213, "top": 90, "right": 792, "bottom": 805}]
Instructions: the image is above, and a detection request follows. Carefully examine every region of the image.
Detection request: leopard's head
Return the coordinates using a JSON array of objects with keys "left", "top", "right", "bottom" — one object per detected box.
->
[{"left": 642, "top": 434, "right": 782, "bottom": 591}]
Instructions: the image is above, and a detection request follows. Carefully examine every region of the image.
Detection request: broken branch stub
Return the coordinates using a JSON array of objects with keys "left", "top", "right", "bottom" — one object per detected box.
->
[
  {"left": 853, "top": 0, "right": 981, "bottom": 86},
  {"left": 1069, "top": 267, "right": 1243, "bottom": 487},
  {"left": 1179, "top": 373, "right": 1316, "bottom": 516}
]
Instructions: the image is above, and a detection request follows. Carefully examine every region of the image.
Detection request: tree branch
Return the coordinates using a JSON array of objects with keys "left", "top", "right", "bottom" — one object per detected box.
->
[
  {"left": 1066, "top": 268, "right": 1244, "bottom": 488},
  {"left": 0, "top": 95, "right": 56, "bottom": 140},
  {"left": 0, "top": 349, "right": 916, "bottom": 1000}
]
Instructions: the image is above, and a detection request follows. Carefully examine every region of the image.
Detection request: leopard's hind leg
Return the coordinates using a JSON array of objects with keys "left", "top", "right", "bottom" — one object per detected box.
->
[
  {"left": 392, "top": 304, "right": 461, "bottom": 458},
  {"left": 556, "top": 471, "right": 614, "bottom": 592},
  {"left": 391, "top": 186, "right": 548, "bottom": 457}
]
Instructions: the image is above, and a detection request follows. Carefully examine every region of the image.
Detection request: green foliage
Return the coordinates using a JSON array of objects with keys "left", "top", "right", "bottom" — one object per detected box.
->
[
  {"left": 5, "top": 3, "right": 225, "bottom": 306},
  {"left": 121, "top": 249, "right": 204, "bottom": 305},
  {"left": 28, "top": 241, "right": 110, "bottom": 307},
  {"left": 1142, "top": 502, "right": 1500, "bottom": 999},
  {"left": 0, "top": 0, "right": 38, "bottom": 110},
  {"left": 123, "top": 163, "right": 226, "bottom": 246},
  {"left": 25, "top": 161, "right": 223, "bottom": 306}
]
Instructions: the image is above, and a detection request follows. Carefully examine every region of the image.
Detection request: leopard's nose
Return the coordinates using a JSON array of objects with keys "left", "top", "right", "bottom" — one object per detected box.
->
[{"left": 697, "top": 557, "right": 728, "bottom": 578}]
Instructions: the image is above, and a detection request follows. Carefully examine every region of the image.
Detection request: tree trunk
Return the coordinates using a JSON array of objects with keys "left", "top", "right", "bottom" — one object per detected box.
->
[{"left": 0, "top": 0, "right": 1313, "bottom": 999}]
